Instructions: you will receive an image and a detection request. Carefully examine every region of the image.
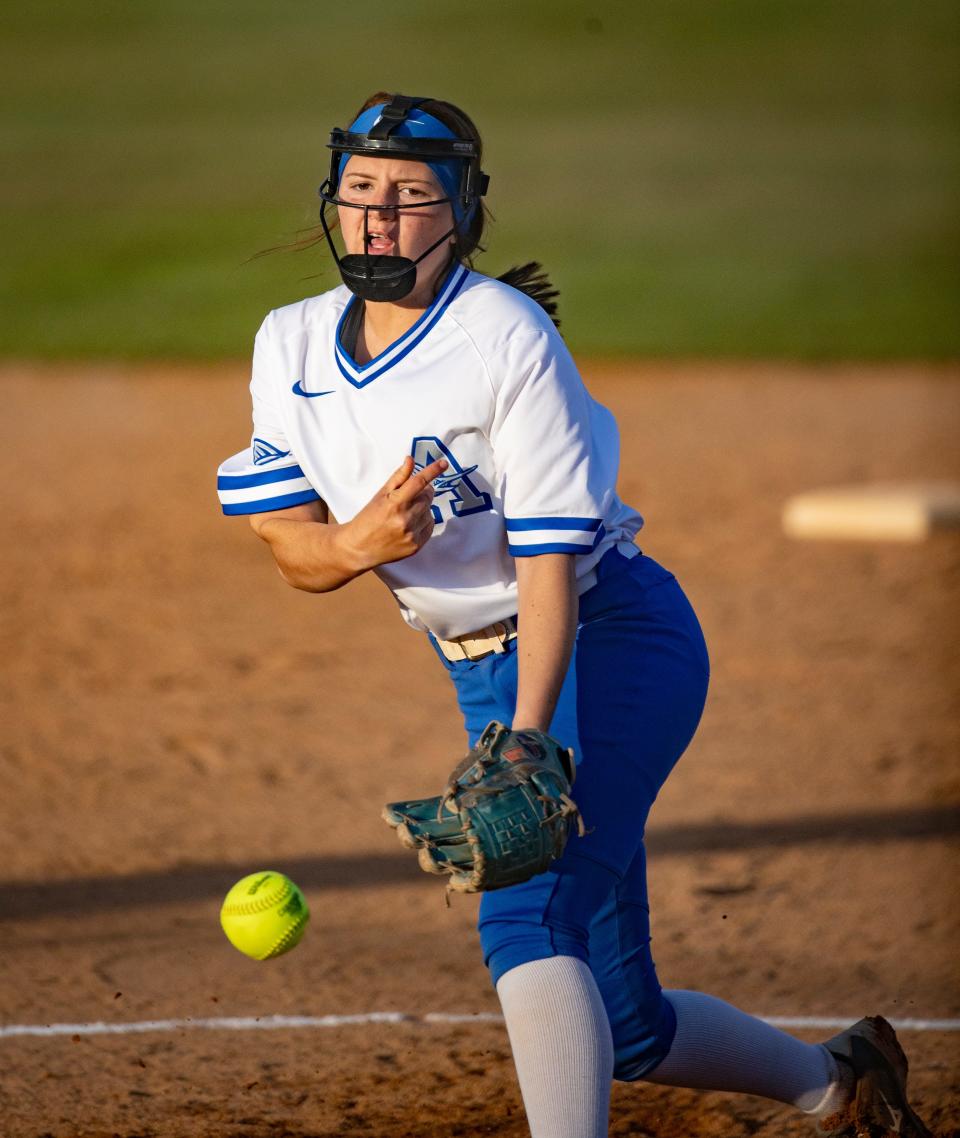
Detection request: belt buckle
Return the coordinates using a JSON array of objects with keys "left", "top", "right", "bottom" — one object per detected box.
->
[{"left": 489, "top": 621, "right": 509, "bottom": 654}]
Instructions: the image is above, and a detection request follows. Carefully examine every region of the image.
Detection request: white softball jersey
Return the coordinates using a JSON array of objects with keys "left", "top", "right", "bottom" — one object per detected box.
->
[{"left": 216, "top": 266, "right": 643, "bottom": 639}]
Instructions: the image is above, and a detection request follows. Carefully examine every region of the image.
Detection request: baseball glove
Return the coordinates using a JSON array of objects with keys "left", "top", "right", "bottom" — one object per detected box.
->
[{"left": 382, "top": 721, "right": 584, "bottom": 894}]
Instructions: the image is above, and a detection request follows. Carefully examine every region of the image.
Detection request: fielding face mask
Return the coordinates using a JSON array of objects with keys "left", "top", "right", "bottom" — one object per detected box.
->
[{"left": 318, "top": 95, "right": 488, "bottom": 302}]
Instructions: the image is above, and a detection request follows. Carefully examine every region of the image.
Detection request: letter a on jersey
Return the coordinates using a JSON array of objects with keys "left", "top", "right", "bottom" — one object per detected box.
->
[{"left": 411, "top": 436, "right": 493, "bottom": 524}]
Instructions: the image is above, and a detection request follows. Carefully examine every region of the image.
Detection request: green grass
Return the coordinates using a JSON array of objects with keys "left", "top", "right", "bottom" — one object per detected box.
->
[{"left": 2, "top": 0, "right": 958, "bottom": 358}]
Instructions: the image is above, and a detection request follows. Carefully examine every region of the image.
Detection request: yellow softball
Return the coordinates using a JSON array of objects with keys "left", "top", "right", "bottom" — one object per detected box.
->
[{"left": 219, "top": 871, "right": 310, "bottom": 960}]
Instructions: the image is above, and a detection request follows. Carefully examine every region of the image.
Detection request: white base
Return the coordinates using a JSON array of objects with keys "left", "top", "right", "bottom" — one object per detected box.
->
[{"left": 782, "top": 481, "right": 960, "bottom": 542}]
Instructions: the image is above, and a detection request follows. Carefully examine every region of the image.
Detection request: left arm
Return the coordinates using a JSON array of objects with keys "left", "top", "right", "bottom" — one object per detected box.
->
[
  {"left": 490, "top": 327, "right": 606, "bottom": 733},
  {"left": 512, "top": 553, "right": 578, "bottom": 732}
]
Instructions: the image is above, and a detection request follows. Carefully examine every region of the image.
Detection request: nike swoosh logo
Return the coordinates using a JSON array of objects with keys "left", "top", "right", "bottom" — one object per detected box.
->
[{"left": 292, "top": 381, "right": 335, "bottom": 398}]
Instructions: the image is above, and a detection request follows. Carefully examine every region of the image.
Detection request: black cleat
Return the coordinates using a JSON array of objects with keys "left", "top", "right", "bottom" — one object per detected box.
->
[{"left": 816, "top": 1016, "right": 933, "bottom": 1137}]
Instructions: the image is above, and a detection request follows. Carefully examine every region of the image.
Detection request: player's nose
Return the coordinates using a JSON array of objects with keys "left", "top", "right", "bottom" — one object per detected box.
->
[{"left": 370, "top": 189, "right": 400, "bottom": 216}]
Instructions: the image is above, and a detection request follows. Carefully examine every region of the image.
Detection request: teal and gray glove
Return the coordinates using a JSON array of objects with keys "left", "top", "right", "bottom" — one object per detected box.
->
[{"left": 382, "top": 721, "right": 584, "bottom": 894}]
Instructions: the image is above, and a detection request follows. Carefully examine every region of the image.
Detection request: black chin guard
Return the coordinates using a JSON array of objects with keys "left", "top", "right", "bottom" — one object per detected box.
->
[
  {"left": 336, "top": 254, "right": 418, "bottom": 303},
  {"left": 317, "top": 94, "right": 489, "bottom": 302}
]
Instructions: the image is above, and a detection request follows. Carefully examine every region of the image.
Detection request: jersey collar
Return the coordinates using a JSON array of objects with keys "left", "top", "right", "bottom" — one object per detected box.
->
[{"left": 334, "top": 264, "right": 470, "bottom": 389}]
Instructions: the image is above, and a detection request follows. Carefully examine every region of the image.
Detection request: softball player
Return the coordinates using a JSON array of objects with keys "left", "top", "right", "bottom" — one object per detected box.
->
[{"left": 217, "top": 93, "right": 930, "bottom": 1138}]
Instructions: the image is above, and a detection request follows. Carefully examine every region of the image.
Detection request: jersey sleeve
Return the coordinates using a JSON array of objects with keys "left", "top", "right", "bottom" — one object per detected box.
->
[
  {"left": 490, "top": 328, "right": 613, "bottom": 556},
  {"left": 216, "top": 315, "right": 323, "bottom": 516}
]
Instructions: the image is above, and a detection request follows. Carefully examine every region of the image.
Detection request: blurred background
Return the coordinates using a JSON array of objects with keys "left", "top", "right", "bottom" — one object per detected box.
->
[{"left": 2, "top": 0, "right": 958, "bottom": 360}]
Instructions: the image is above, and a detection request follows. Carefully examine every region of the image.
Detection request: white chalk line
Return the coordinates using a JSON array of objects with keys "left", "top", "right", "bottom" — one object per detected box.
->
[{"left": 1, "top": 1013, "right": 958, "bottom": 1040}]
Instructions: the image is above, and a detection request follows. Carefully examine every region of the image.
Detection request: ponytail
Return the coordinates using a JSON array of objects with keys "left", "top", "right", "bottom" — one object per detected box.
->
[{"left": 497, "top": 262, "right": 561, "bottom": 330}]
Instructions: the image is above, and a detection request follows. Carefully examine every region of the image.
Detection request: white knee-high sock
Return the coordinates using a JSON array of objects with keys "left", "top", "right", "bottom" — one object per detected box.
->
[
  {"left": 647, "top": 990, "right": 842, "bottom": 1114},
  {"left": 496, "top": 956, "right": 614, "bottom": 1138}
]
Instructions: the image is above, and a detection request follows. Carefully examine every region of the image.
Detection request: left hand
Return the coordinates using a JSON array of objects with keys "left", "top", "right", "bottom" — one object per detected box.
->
[{"left": 381, "top": 721, "right": 584, "bottom": 894}]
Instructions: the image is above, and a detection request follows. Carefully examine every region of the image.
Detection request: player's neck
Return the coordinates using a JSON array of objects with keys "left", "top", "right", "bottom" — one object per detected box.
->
[
  {"left": 355, "top": 300, "right": 428, "bottom": 364},
  {"left": 353, "top": 259, "right": 458, "bottom": 364}
]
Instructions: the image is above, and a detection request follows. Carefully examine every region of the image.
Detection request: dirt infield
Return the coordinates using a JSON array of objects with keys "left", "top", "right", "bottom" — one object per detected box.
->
[{"left": 1, "top": 362, "right": 958, "bottom": 1137}]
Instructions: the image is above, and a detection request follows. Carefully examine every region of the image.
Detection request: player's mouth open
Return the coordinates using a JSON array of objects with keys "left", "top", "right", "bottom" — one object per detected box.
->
[{"left": 366, "top": 232, "right": 396, "bottom": 254}]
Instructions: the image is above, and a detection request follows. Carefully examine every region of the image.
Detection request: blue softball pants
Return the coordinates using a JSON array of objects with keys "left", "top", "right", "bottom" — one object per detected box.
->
[{"left": 430, "top": 547, "right": 710, "bottom": 1080}]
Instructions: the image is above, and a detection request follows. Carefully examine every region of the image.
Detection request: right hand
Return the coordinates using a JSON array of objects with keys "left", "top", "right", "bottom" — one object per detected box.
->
[{"left": 340, "top": 455, "right": 448, "bottom": 571}]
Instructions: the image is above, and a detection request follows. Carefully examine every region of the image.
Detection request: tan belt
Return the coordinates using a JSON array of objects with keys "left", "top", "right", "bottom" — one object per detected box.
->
[{"left": 435, "top": 617, "right": 518, "bottom": 662}]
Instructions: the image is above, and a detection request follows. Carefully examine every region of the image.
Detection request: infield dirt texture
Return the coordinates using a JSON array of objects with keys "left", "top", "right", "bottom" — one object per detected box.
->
[{"left": 0, "top": 362, "right": 957, "bottom": 1137}]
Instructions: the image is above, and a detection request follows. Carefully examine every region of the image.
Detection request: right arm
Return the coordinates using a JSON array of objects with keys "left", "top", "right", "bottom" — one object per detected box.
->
[{"left": 249, "top": 455, "right": 448, "bottom": 593}]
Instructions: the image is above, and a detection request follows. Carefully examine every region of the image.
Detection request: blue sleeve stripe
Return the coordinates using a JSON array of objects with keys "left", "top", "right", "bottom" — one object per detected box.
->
[
  {"left": 509, "top": 541, "right": 597, "bottom": 556},
  {"left": 508, "top": 523, "right": 606, "bottom": 557},
  {"left": 217, "top": 464, "right": 307, "bottom": 490},
  {"left": 221, "top": 488, "right": 321, "bottom": 516},
  {"left": 504, "top": 515, "right": 603, "bottom": 532}
]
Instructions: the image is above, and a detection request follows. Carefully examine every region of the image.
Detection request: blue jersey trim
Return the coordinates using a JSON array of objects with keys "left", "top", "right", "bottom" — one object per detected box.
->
[
  {"left": 333, "top": 264, "right": 470, "bottom": 389},
  {"left": 217, "top": 464, "right": 307, "bottom": 491},
  {"left": 221, "top": 488, "right": 321, "bottom": 515},
  {"left": 510, "top": 541, "right": 596, "bottom": 556},
  {"left": 508, "top": 524, "right": 606, "bottom": 556},
  {"left": 504, "top": 515, "right": 603, "bottom": 532}
]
